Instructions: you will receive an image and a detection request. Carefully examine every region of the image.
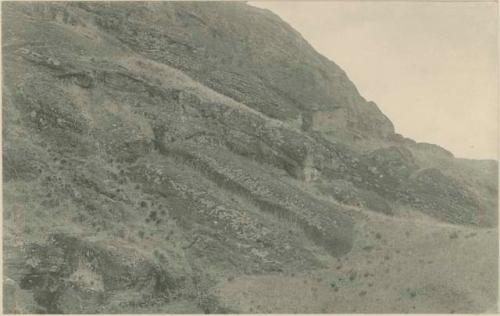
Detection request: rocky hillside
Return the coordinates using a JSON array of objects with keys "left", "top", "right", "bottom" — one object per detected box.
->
[{"left": 2, "top": 2, "right": 498, "bottom": 313}]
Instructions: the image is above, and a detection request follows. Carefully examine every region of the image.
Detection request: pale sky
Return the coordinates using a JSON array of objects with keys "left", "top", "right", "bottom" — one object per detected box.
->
[{"left": 249, "top": 1, "right": 498, "bottom": 160}]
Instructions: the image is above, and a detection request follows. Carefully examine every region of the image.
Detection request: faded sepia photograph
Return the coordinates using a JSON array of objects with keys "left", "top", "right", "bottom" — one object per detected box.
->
[{"left": 2, "top": 0, "right": 498, "bottom": 313}]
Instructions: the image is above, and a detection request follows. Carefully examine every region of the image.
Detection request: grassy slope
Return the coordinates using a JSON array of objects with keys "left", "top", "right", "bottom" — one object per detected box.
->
[{"left": 215, "top": 206, "right": 498, "bottom": 313}]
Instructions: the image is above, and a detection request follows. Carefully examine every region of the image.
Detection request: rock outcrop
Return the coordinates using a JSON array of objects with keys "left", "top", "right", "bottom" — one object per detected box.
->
[{"left": 2, "top": 2, "right": 497, "bottom": 313}]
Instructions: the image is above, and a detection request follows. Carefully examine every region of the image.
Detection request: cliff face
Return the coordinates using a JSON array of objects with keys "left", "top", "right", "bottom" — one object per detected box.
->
[
  {"left": 47, "top": 2, "right": 395, "bottom": 137},
  {"left": 2, "top": 2, "right": 498, "bottom": 313}
]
